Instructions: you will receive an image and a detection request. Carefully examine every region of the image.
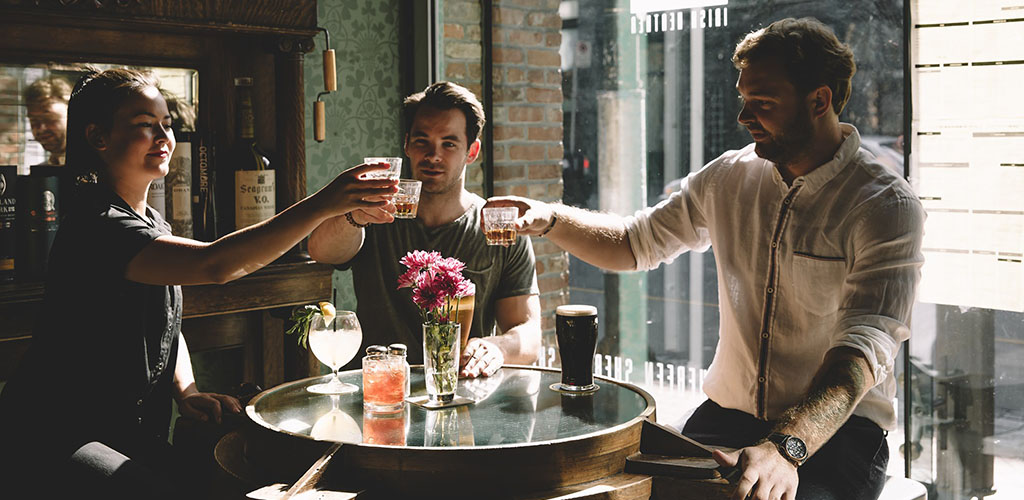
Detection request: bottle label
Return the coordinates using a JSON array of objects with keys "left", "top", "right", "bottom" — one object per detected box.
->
[
  {"left": 235, "top": 170, "right": 275, "bottom": 229},
  {"left": 192, "top": 137, "right": 217, "bottom": 240},
  {"left": 147, "top": 178, "right": 166, "bottom": 218},
  {"left": 172, "top": 184, "right": 191, "bottom": 220},
  {"left": 167, "top": 140, "right": 193, "bottom": 237}
]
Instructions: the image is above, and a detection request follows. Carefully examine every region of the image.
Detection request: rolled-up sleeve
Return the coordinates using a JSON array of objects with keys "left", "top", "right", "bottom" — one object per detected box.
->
[
  {"left": 833, "top": 194, "right": 925, "bottom": 385},
  {"left": 625, "top": 172, "right": 712, "bottom": 272}
]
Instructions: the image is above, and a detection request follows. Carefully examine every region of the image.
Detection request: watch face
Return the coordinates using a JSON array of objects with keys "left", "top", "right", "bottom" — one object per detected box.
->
[{"left": 785, "top": 436, "right": 808, "bottom": 460}]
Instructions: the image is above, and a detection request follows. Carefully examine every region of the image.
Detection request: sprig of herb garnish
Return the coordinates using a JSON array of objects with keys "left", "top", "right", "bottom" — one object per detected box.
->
[{"left": 286, "top": 304, "right": 320, "bottom": 348}]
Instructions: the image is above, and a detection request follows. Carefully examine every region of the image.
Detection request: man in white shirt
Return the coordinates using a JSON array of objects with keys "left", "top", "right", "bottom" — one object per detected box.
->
[{"left": 484, "top": 17, "right": 924, "bottom": 500}]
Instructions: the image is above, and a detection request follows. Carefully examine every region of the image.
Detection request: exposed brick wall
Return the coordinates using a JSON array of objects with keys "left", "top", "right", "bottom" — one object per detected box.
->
[
  {"left": 441, "top": 0, "right": 568, "bottom": 347},
  {"left": 440, "top": 0, "right": 485, "bottom": 195}
]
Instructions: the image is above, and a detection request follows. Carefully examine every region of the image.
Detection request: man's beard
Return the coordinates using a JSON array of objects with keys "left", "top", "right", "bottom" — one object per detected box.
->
[
  {"left": 753, "top": 108, "right": 813, "bottom": 166},
  {"left": 418, "top": 163, "right": 464, "bottom": 196}
]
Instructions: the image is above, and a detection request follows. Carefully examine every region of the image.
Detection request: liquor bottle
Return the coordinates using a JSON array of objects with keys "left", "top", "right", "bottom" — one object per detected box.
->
[
  {"left": 192, "top": 131, "right": 218, "bottom": 241},
  {"left": 166, "top": 131, "right": 193, "bottom": 237},
  {"left": 0, "top": 166, "right": 15, "bottom": 281},
  {"left": 15, "top": 166, "right": 60, "bottom": 281},
  {"left": 147, "top": 176, "right": 166, "bottom": 219},
  {"left": 230, "top": 77, "right": 275, "bottom": 231}
]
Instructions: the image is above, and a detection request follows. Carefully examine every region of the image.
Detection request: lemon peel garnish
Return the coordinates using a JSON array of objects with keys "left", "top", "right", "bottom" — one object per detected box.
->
[{"left": 318, "top": 301, "right": 336, "bottom": 323}]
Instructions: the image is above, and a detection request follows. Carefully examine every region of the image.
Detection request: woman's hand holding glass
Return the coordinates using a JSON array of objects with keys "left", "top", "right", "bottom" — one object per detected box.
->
[{"left": 316, "top": 163, "right": 398, "bottom": 219}]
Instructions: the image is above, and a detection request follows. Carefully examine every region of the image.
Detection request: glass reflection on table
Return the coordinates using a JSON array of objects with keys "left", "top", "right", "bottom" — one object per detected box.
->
[
  {"left": 246, "top": 366, "right": 651, "bottom": 448},
  {"left": 310, "top": 395, "right": 362, "bottom": 442}
]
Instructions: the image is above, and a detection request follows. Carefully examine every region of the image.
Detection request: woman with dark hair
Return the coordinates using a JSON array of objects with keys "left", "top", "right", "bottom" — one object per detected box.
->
[{"left": 0, "top": 68, "right": 397, "bottom": 498}]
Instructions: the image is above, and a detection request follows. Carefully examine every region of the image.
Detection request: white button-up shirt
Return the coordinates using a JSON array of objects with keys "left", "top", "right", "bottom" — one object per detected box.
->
[{"left": 625, "top": 124, "right": 924, "bottom": 430}]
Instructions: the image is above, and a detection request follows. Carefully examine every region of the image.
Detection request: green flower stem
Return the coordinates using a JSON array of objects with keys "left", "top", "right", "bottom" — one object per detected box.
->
[{"left": 424, "top": 322, "right": 460, "bottom": 397}]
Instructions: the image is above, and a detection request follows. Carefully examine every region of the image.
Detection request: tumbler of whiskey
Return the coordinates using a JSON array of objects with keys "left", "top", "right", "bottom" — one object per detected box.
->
[
  {"left": 394, "top": 180, "right": 422, "bottom": 219},
  {"left": 482, "top": 206, "right": 518, "bottom": 246}
]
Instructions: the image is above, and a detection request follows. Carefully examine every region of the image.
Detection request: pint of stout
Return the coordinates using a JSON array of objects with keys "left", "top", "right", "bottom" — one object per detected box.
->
[{"left": 555, "top": 304, "right": 599, "bottom": 391}]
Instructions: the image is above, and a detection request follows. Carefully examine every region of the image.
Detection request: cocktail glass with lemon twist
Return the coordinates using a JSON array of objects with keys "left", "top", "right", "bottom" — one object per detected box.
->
[{"left": 307, "top": 308, "right": 363, "bottom": 395}]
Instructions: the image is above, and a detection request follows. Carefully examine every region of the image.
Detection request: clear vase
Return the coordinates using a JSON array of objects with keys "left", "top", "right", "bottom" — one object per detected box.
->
[{"left": 422, "top": 322, "right": 460, "bottom": 404}]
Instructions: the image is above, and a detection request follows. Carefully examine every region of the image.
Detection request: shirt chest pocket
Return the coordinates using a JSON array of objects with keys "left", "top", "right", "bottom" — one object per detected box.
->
[
  {"left": 789, "top": 252, "right": 847, "bottom": 317},
  {"left": 462, "top": 264, "right": 495, "bottom": 299}
]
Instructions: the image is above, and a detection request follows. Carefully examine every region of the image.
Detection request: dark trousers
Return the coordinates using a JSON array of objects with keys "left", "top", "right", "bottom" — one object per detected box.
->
[
  {"left": 0, "top": 417, "right": 234, "bottom": 500},
  {"left": 682, "top": 399, "right": 889, "bottom": 500}
]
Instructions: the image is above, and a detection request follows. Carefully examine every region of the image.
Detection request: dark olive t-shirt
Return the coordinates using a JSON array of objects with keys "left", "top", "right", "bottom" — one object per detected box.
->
[
  {"left": 340, "top": 195, "right": 538, "bottom": 366},
  {"left": 0, "top": 184, "right": 179, "bottom": 457}
]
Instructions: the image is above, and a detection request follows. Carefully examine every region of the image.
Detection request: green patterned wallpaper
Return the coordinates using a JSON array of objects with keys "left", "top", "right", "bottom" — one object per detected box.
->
[{"left": 304, "top": 0, "right": 403, "bottom": 309}]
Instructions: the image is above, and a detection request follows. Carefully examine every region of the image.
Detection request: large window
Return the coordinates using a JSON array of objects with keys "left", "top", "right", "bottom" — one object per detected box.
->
[{"left": 557, "top": 1, "right": 1024, "bottom": 497}]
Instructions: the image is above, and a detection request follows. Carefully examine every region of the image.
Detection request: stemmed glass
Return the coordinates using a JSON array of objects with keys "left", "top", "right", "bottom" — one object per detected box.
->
[{"left": 306, "top": 310, "right": 363, "bottom": 394}]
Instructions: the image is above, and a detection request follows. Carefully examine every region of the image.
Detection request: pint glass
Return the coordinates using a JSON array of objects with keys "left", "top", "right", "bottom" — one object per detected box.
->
[{"left": 555, "top": 304, "right": 599, "bottom": 392}]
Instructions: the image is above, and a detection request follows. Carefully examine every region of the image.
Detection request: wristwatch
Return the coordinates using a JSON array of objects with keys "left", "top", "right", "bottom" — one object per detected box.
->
[{"left": 767, "top": 433, "right": 808, "bottom": 466}]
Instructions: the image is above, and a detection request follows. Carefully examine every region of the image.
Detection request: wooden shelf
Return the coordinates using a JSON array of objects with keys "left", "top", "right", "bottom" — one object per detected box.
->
[
  {"left": 0, "top": 259, "right": 333, "bottom": 319},
  {"left": 181, "top": 259, "right": 334, "bottom": 319}
]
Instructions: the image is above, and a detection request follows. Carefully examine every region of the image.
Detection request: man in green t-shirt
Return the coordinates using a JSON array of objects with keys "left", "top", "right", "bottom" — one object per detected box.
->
[{"left": 309, "top": 81, "right": 540, "bottom": 378}]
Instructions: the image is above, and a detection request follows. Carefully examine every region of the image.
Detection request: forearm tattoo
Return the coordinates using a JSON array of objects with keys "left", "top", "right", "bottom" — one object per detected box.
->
[{"left": 774, "top": 353, "right": 869, "bottom": 452}]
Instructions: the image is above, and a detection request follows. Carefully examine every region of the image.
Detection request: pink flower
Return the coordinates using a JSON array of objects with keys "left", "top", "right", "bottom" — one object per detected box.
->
[
  {"left": 399, "top": 250, "right": 441, "bottom": 273},
  {"left": 396, "top": 268, "right": 419, "bottom": 289},
  {"left": 412, "top": 274, "right": 446, "bottom": 312},
  {"left": 436, "top": 257, "right": 465, "bottom": 275},
  {"left": 456, "top": 279, "right": 475, "bottom": 298},
  {"left": 399, "top": 250, "right": 473, "bottom": 323}
]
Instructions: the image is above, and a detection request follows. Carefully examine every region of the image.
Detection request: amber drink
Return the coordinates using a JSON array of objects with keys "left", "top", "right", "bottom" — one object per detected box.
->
[
  {"left": 447, "top": 294, "right": 475, "bottom": 351},
  {"left": 482, "top": 206, "right": 518, "bottom": 246},
  {"left": 394, "top": 180, "right": 422, "bottom": 219}
]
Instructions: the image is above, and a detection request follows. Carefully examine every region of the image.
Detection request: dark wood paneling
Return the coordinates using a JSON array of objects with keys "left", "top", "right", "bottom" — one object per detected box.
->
[
  {"left": 0, "top": 23, "right": 207, "bottom": 64},
  {"left": 0, "top": 0, "right": 317, "bottom": 35},
  {"left": 0, "top": 282, "right": 42, "bottom": 340},
  {"left": 182, "top": 261, "right": 333, "bottom": 318},
  {"left": 261, "top": 310, "right": 285, "bottom": 388},
  {"left": 182, "top": 313, "right": 254, "bottom": 352},
  {"left": 0, "top": 337, "right": 30, "bottom": 381}
]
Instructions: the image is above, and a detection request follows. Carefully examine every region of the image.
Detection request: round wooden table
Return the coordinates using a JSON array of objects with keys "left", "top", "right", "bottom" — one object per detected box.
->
[{"left": 215, "top": 365, "right": 657, "bottom": 498}]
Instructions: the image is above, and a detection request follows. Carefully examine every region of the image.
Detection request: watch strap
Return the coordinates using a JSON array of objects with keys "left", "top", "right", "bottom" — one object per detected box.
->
[{"left": 767, "top": 432, "right": 807, "bottom": 466}]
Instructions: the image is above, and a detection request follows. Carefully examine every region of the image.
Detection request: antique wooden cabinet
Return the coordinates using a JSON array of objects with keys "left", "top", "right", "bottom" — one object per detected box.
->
[{"left": 0, "top": 0, "right": 330, "bottom": 388}]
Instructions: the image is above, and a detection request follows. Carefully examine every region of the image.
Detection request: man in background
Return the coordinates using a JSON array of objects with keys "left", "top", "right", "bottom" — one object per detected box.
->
[{"left": 24, "top": 76, "right": 72, "bottom": 165}]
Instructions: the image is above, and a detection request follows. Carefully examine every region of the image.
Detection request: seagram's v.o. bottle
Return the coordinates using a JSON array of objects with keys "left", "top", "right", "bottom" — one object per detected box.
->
[{"left": 231, "top": 77, "right": 275, "bottom": 231}]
